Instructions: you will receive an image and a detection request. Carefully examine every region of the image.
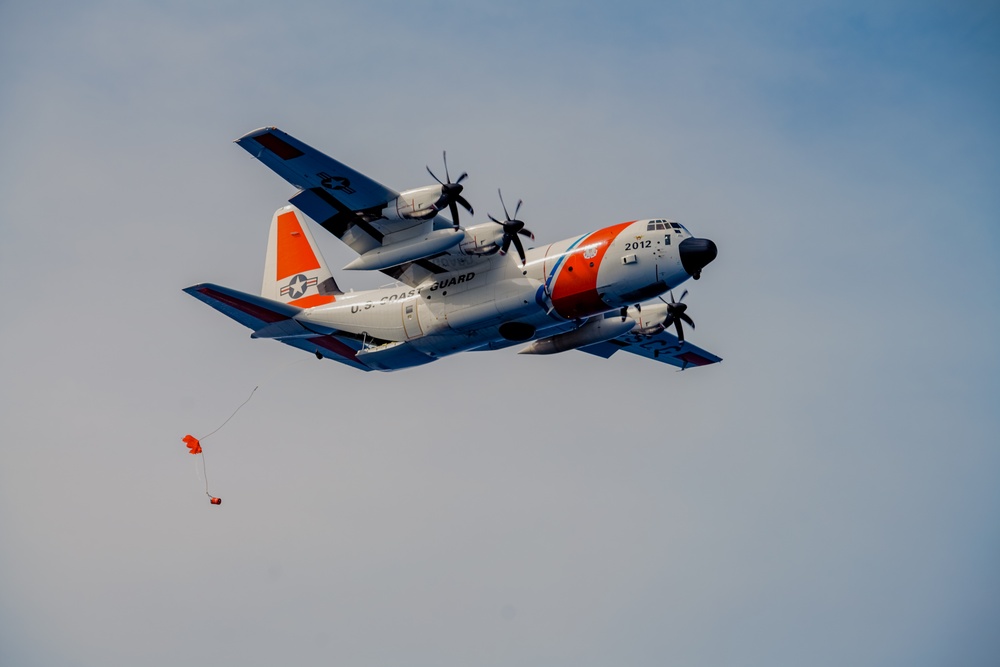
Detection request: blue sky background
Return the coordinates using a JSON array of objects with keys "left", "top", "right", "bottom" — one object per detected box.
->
[{"left": 1, "top": 2, "right": 998, "bottom": 665}]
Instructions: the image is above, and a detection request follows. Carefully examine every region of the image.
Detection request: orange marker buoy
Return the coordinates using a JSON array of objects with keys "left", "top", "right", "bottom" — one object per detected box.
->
[
  {"left": 183, "top": 434, "right": 221, "bottom": 506},
  {"left": 183, "top": 435, "right": 202, "bottom": 454},
  {"left": 182, "top": 358, "right": 312, "bottom": 507}
]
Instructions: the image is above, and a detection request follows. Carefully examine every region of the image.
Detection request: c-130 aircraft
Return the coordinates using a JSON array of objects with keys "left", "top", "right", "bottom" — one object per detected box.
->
[{"left": 185, "top": 127, "right": 720, "bottom": 372}]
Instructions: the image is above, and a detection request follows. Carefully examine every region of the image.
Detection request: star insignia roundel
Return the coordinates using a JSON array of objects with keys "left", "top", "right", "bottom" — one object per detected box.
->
[{"left": 280, "top": 273, "right": 318, "bottom": 299}]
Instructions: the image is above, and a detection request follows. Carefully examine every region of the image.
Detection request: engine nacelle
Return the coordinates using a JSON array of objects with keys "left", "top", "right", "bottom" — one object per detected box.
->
[
  {"left": 458, "top": 222, "right": 504, "bottom": 255},
  {"left": 342, "top": 228, "right": 465, "bottom": 271},
  {"left": 394, "top": 184, "right": 446, "bottom": 220},
  {"left": 628, "top": 302, "right": 670, "bottom": 335}
]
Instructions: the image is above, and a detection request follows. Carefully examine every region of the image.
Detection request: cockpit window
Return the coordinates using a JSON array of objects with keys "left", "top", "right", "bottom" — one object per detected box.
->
[{"left": 648, "top": 219, "right": 689, "bottom": 233}]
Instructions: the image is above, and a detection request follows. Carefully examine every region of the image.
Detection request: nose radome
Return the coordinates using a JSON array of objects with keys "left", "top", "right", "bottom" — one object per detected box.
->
[{"left": 679, "top": 237, "right": 718, "bottom": 279}]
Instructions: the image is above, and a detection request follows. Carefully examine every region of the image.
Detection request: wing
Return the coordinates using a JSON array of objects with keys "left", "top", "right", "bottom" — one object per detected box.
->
[
  {"left": 235, "top": 127, "right": 494, "bottom": 287},
  {"left": 235, "top": 127, "right": 399, "bottom": 250},
  {"left": 184, "top": 283, "right": 371, "bottom": 372},
  {"left": 579, "top": 329, "right": 722, "bottom": 369}
]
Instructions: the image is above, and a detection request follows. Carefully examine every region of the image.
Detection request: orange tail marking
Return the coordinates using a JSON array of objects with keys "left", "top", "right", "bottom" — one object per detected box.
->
[{"left": 276, "top": 211, "right": 321, "bottom": 280}]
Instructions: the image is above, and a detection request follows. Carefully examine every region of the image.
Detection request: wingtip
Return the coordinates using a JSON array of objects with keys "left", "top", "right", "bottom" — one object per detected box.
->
[
  {"left": 182, "top": 282, "right": 218, "bottom": 296},
  {"left": 234, "top": 126, "right": 279, "bottom": 143}
]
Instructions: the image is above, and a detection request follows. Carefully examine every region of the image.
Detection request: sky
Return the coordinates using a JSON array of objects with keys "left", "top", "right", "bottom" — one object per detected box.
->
[{"left": 1, "top": 1, "right": 998, "bottom": 665}]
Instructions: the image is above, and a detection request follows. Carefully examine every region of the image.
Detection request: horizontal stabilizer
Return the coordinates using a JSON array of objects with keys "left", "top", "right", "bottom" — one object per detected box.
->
[
  {"left": 183, "top": 283, "right": 372, "bottom": 371},
  {"left": 184, "top": 283, "right": 302, "bottom": 331},
  {"left": 250, "top": 319, "right": 315, "bottom": 339}
]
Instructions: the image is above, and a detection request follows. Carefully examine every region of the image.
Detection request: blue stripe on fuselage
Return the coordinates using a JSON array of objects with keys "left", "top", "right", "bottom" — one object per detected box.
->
[{"left": 544, "top": 235, "right": 587, "bottom": 293}]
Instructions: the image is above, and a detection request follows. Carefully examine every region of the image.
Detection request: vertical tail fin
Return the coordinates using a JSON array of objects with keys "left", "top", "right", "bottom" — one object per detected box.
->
[{"left": 262, "top": 206, "right": 341, "bottom": 307}]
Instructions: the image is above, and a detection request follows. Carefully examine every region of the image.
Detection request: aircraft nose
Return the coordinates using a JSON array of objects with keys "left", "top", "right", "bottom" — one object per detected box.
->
[{"left": 679, "top": 237, "right": 718, "bottom": 279}]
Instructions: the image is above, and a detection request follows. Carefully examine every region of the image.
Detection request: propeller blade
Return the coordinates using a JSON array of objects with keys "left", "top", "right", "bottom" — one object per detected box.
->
[
  {"left": 455, "top": 194, "right": 473, "bottom": 214},
  {"left": 429, "top": 153, "right": 472, "bottom": 223},
  {"left": 511, "top": 234, "right": 526, "bottom": 264},
  {"left": 652, "top": 289, "right": 700, "bottom": 341},
  {"left": 499, "top": 189, "right": 511, "bottom": 219},
  {"left": 491, "top": 190, "right": 532, "bottom": 263}
]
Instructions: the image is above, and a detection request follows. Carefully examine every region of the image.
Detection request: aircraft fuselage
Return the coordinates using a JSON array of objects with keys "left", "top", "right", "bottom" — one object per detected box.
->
[{"left": 294, "top": 218, "right": 714, "bottom": 370}]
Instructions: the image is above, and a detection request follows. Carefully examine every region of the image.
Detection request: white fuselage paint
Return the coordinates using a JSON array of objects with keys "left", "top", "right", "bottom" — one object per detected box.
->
[{"left": 293, "top": 219, "right": 696, "bottom": 369}]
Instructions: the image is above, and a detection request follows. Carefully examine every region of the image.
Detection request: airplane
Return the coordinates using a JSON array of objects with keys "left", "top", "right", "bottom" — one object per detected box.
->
[{"left": 184, "top": 127, "right": 721, "bottom": 372}]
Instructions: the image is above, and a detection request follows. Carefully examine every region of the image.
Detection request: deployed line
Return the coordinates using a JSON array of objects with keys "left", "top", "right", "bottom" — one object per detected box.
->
[
  {"left": 182, "top": 358, "right": 311, "bottom": 506},
  {"left": 199, "top": 386, "right": 259, "bottom": 443}
]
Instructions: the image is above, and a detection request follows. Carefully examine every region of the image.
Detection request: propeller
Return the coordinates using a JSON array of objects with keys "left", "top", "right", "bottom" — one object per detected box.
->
[
  {"left": 620, "top": 303, "right": 641, "bottom": 322},
  {"left": 488, "top": 189, "right": 535, "bottom": 265},
  {"left": 658, "top": 289, "right": 695, "bottom": 342},
  {"left": 426, "top": 151, "right": 473, "bottom": 229}
]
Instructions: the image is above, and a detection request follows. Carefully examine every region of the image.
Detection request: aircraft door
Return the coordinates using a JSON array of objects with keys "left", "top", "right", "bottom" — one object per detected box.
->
[{"left": 402, "top": 299, "right": 423, "bottom": 339}]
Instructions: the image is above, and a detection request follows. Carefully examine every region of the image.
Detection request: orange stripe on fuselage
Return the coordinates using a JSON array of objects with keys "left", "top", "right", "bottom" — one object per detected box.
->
[
  {"left": 288, "top": 294, "right": 335, "bottom": 308},
  {"left": 551, "top": 221, "right": 633, "bottom": 319},
  {"left": 276, "top": 211, "right": 321, "bottom": 280}
]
